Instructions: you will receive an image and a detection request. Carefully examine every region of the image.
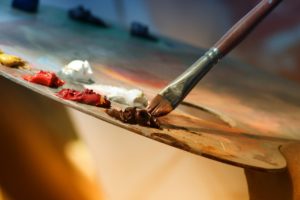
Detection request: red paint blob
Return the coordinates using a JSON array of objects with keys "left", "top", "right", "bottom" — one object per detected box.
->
[
  {"left": 23, "top": 70, "right": 64, "bottom": 88},
  {"left": 57, "top": 89, "right": 111, "bottom": 108}
]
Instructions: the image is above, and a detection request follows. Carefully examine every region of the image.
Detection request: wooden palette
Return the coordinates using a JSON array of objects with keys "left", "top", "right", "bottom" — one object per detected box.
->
[{"left": 0, "top": 2, "right": 299, "bottom": 171}]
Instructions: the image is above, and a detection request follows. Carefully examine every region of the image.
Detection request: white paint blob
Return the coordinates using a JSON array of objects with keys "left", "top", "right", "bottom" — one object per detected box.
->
[
  {"left": 59, "top": 60, "right": 94, "bottom": 83},
  {"left": 84, "top": 84, "right": 148, "bottom": 108}
]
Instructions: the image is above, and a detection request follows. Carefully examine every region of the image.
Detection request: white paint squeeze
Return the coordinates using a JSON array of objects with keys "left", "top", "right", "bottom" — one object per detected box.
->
[
  {"left": 59, "top": 60, "right": 94, "bottom": 83},
  {"left": 84, "top": 84, "right": 148, "bottom": 108}
]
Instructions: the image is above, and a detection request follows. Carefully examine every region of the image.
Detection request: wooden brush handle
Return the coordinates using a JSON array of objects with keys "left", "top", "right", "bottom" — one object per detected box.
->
[{"left": 214, "top": 0, "right": 282, "bottom": 57}]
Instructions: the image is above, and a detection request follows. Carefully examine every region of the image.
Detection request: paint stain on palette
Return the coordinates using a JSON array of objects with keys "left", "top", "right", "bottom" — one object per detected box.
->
[{"left": 96, "top": 64, "right": 167, "bottom": 88}]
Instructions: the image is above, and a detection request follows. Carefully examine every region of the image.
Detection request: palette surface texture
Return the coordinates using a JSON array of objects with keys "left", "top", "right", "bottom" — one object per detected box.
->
[{"left": 0, "top": 2, "right": 299, "bottom": 171}]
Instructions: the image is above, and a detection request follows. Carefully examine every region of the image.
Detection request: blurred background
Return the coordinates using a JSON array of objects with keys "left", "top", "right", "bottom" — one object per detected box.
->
[
  {"left": 45, "top": 0, "right": 300, "bottom": 83},
  {"left": 0, "top": 0, "right": 299, "bottom": 199}
]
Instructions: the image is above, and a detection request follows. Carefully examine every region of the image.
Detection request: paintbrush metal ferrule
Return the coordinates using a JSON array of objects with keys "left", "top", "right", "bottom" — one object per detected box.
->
[{"left": 159, "top": 47, "right": 221, "bottom": 109}]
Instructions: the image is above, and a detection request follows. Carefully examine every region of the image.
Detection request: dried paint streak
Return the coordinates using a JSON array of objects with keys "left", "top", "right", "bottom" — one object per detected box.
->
[
  {"left": 158, "top": 111, "right": 244, "bottom": 136},
  {"left": 151, "top": 133, "right": 191, "bottom": 151},
  {"left": 253, "top": 154, "right": 278, "bottom": 166},
  {"left": 202, "top": 146, "right": 233, "bottom": 158}
]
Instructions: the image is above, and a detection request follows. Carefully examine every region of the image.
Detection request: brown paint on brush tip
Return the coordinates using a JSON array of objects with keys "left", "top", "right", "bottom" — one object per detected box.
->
[
  {"left": 147, "top": 95, "right": 173, "bottom": 117},
  {"left": 106, "top": 107, "right": 160, "bottom": 129}
]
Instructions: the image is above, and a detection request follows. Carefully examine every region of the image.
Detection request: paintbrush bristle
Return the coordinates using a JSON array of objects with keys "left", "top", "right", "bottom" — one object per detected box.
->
[{"left": 147, "top": 94, "right": 173, "bottom": 117}]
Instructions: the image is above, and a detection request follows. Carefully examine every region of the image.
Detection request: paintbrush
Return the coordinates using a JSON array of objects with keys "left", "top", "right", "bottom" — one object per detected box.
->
[{"left": 147, "top": 0, "right": 282, "bottom": 117}]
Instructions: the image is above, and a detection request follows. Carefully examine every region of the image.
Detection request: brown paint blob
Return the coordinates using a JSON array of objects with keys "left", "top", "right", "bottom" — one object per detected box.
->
[{"left": 106, "top": 107, "right": 160, "bottom": 128}]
